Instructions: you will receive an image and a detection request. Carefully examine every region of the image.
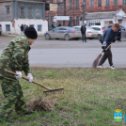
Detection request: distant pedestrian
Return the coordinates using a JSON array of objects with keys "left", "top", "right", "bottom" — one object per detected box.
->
[
  {"left": 51, "top": 24, "right": 55, "bottom": 29},
  {"left": 80, "top": 24, "right": 86, "bottom": 42},
  {"left": 58, "top": 23, "right": 61, "bottom": 27},
  {"left": 20, "top": 24, "right": 28, "bottom": 35},
  {"left": 116, "top": 19, "right": 123, "bottom": 42},
  {"left": 108, "top": 21, "right": 113, "bottom": 28},
  {"left": 97, "top": 23, "right": 120, "bottom": 69},
  {"left": 20, "top": 24, "right": 24, "bottom": 32}
]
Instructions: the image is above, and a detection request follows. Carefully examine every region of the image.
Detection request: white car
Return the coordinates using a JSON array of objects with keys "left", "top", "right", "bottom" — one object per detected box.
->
[
  {"left": 91, "top": 25, "right": 106, "bottom": 37},
  {"left": 73, "top": 26, "right": 99, "bottom": 39}
]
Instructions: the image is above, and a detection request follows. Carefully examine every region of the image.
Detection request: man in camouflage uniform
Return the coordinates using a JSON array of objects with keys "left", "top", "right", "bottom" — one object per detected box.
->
[{"left": 0, "top": 26, "right": 38, "bottom": 120}]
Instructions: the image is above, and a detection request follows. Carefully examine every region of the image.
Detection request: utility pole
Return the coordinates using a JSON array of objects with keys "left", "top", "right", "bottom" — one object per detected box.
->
[
  {"left": 45, "top": 0, "right": 51, "bottom": 29},
  {"left": 64, "top": 0, "right": 66, "bottom": 16},
  {"left": 63, "top": 0, "right": 66, "bottom": 25},
  {"left": 82, "top": 1, "right": 86, "bottom": 25},
  {"left": 13, "top": 0, "right": 17, "bottom": 19}
]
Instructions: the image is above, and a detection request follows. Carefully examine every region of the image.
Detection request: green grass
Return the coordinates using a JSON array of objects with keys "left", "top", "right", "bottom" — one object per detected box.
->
[{"left": 0, "top": 68, "right": 126, "bottom": 126}]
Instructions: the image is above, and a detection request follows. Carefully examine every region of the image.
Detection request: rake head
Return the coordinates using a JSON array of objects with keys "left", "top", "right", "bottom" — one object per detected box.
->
[{"left": 43, "top": 88, "right": 64, "bottom": 95}]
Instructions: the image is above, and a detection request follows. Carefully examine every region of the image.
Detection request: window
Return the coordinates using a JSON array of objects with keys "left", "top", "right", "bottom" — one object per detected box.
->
[
  {"left": 75, "top": 0, "right": 79, "bottom": 9},
  {"left": 76, "top": 16, "right": 79, "bottom": 25},
  {"left": 52, "top": 27, "right": 59, "bottom": 31},
  {"left": 83, "top": 0, "right": 86, "bottom": 3},
  {"left": 106, "top": 0, "right": 110, "bottom": 7},
  {"left": 123, "top": 0, "right": 126, "bottom": 4},
  {"left": 20, "top": 6, "right": 25, "bottom": 18},
  {"left": 113, "top": 0, "right": 118, "bottom": 5},
  {"left": 92, "top": 27, "right": 100, "bottom": 31},
  {"left": 45, "top": 3, "right": 50, "bottom": 11},
  {"left": 28, "top": 7, "right": 33, "bottom": 18},
  {"left": 37, "top": 25, "right": 42, "bottom": 31},
  {"left": 98, "top": 0, "right": 102, "bottom": 7},
  {"left": 90, "top": 0, "right": 94, "bottom": 7},
  {"left": 69, "top": 0, "right": 72, "bottom": 9},
  {"left": 59, "top": 28, "right": 66, "bottom": 30},
  {"left": 6, "top": 24, "right": 10, "bottom": 31},
  {"left": 95, "top": 22, "right": 101, "bottom": 25},
  {"left": 6, "top": 5, "right": 10, "bottom": 14},
  {"left": 82, "top": 0, "right": 86, "bottom": 7}
]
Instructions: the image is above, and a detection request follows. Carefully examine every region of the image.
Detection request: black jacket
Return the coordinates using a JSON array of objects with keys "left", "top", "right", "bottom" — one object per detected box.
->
[
  {"left": 80, "top": 25, "right": 86, "bottom": 34},
  {"left": 100, "top": 28, "right": 118, "bottom": 46}
]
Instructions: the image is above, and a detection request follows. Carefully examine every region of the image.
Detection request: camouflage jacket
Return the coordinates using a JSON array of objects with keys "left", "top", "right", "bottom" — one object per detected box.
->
[{"left": 0, "top": 36, "right": 31, "bottom": 78}]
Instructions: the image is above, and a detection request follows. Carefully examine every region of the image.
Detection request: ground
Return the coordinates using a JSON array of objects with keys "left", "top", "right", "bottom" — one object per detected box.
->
[
  {"left": 0, "top": 36, "right": 126, "bottom": 126},
  {"left": 0, "top": 68, "right": 126, "bottom": 126}
]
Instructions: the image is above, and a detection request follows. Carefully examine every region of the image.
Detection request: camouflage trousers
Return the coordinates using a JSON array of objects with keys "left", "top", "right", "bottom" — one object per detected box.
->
[{"left": 0, "top": 78, "right": 26, "bottom": 116}]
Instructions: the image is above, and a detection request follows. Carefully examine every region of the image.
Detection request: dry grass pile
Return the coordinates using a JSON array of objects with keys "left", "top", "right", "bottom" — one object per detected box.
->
[{"left": 27, "top": 97, "right": 57, "bottom": 111}]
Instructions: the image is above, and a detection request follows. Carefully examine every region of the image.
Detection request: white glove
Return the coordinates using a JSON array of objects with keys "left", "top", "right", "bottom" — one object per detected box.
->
[
  {"left": 15, "top": 71, "right": 22, "bottom": 79},
  {"left": 27, "top": 73, "right": 33, "bottom": 83},
  {"left": 102, "top": 41, "right": 107, "bottom": 47}
]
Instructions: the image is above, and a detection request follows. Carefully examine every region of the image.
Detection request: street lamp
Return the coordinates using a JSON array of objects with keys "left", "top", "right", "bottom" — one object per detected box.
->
[{"left": 82, "top": 1, "right": 86, "bottom": 25}]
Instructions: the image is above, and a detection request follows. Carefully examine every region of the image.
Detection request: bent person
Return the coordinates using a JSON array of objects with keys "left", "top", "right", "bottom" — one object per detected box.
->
[
  {"left": 97, "top": 23, "right": 120, "bottom": 69},
  {"left": 0, "top": 26, "right": 38, "bottom": 121}
]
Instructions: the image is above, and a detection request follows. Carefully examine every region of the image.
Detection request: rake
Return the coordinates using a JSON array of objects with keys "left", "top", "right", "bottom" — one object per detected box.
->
[
  {"left": 92, "top": 44, "right": 111, "bottom": 68},
  {"left": 5, "top": 70, "right": 64, "bottom": 95}
]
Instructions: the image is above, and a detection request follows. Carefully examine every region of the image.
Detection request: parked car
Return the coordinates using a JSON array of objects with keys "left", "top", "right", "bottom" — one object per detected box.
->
[
  {"left": 0, "top": 24, "right": 2, "bottom": 35},
  {"left": 91, "top": 25, "right": 106, "bottom": 37},
  {"left": 44, "top": 26, "right": 80, "bottom": 40},
  {"left": 120, "top": 25, "right": 125, "bottom": 31},
  {"left": 73, "top": 26, "right": 99, "bottom": 39}
]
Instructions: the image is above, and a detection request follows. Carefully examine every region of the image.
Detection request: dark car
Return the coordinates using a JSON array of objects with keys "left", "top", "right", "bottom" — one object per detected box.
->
[{"left": 116, "top": 26, "right": 125, "bottom": 41}]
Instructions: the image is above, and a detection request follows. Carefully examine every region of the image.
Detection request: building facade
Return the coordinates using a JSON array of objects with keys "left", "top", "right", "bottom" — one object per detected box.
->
[
  {"left": 85, "top": 0, "right": 126, "bottom": 26},
  {"left": 86, "top": 0, "right": 126, "bottom": 12},
  {"left": 0, "top": 0, "right": 48, "bottom": 35},
  {"left": 57, "top": 0, "right": 126, "bottom": 26}
]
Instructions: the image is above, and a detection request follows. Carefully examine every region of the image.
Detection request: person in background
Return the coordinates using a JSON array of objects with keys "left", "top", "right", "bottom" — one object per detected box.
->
[
  {"left": 117, "top": 19, "right": 123, "bottom": 42},
  {"left": 108, "top": 21, "right": 113, "bottom": 28},
  {"left": 58, "top": 23, "right": 61, "bottom": 27},
  {"left": 20, "top": 24, "right": 24, "bottom": 32},
  {"left": 51, "top": 24, "right": 55, "bottom": 29},
  {"left": 0, "top": 26, "right": 38, "bottom": 121},
  {"left": 80, "top": 24, "right": 87, "bottom": 43},
  {"left": 97, "top": 23, "right": 120, "bottom": 69}
]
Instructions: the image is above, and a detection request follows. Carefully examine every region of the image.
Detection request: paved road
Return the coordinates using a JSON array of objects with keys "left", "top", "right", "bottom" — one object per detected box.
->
[
  {"left": 0, "top": 35, "right": 126, "bottom": 49},
  {"left": 0, "top": 36, "right": 126, "bottom": 68},
  {"left": 29, "top": 48, "right": 126, "bottom": 68}
]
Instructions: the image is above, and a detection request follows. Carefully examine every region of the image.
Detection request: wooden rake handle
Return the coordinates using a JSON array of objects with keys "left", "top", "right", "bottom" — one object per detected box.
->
[
  {"left": 5, "top": 70, "right": 50, "bottom": 90},
  {"left": 22, "top": 77, "right": 50, "bottom": 90}
]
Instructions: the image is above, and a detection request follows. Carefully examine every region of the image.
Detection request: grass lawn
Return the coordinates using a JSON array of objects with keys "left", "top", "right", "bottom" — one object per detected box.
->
[{"left": 0, "top": 68, "right": 126, "bottom": 126}]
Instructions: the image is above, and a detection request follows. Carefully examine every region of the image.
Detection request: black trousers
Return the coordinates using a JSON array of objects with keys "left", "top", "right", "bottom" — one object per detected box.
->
[
  {"left": 98, "top": 48, "right": 113, "bottom": 66},
  {"left": 81, "top": 33, "right": 86, "bottom": 42}
]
